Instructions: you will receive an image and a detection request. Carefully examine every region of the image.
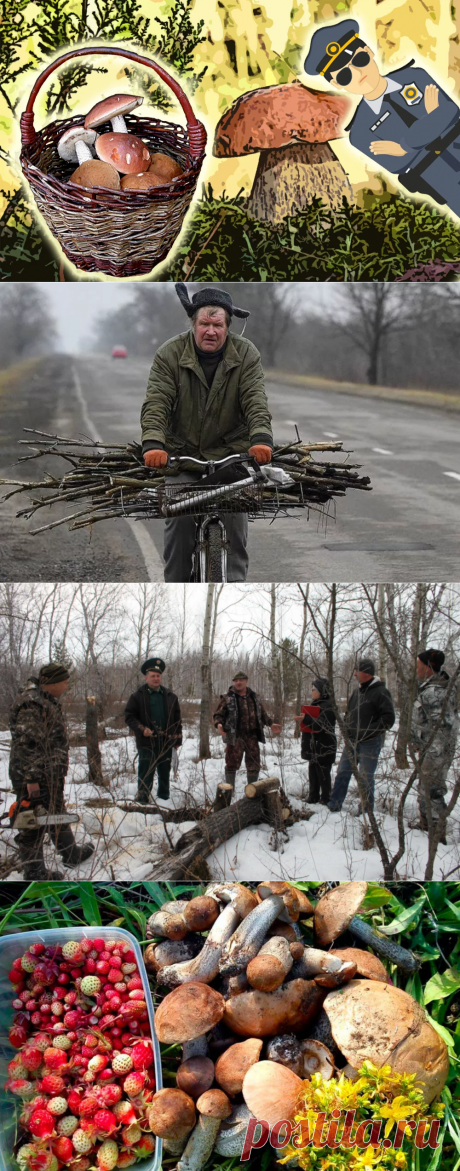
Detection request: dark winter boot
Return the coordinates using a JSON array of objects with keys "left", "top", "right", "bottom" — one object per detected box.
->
[
  {"left": 222, "top": 770, "right": 236, "bottom": 807},
  {"left": 60, "top": 842, "right": 96, "bottom": 868},
  {"left": 18, "top": 840, "right": 64, "bottom": 881},
  {"left": 246, "top": 772, "right": 259, "bottom": 788}
]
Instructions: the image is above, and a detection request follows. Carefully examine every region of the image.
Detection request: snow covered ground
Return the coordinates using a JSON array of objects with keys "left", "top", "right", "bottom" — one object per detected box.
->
[{"left": 0, "top": 724, "right": 458, "bottom": 882}]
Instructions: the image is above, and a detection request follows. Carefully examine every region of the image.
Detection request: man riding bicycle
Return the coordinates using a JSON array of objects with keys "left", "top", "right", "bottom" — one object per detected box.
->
[{"left": 140, "top": 284, "right": 273, "bottom": 582}]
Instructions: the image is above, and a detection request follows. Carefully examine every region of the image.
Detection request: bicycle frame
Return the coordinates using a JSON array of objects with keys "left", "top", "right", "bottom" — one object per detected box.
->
[
  {"left": 195, "top": 515, "right": 228, "bottom": 582},
  {"left": 164, "top": 454, "right": 257, "bottom": 583}
]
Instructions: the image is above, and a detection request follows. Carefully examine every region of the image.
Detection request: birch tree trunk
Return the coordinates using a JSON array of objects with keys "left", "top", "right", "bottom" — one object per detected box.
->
[
  {"left": 378, "top": 583, "right": 387, "bottom": 685},
  {"left": 199, "top": 584, "right": 215, "bottom": 759},
  {"left": 294, "top": 585, "right": 309, "bottom": 739},
  {"left": 394, "top": 584, "right": 425, "bottom": 768},
  {"left": 270, "top": 584, "right": 283, "bottom": 723}
]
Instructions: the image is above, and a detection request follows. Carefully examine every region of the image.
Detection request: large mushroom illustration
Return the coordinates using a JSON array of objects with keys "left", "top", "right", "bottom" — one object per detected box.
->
[{"left": 214, "top": 79, "right": 354, "bottom": 223}]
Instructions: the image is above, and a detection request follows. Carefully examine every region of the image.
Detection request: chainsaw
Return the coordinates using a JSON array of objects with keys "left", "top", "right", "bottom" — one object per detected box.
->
[{"left": 3, "top": 796, "right": 80, "bottom": 831}]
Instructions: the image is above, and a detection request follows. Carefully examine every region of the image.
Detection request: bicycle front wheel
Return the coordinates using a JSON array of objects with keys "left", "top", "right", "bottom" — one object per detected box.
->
[{"left": 206, "top": 521, "right": 226, "bottom": 582}]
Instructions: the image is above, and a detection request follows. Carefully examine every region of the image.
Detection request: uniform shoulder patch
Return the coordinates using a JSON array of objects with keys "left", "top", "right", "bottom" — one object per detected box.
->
[{"left": 401, "top": 82, "right": 423, "bottom": 106}]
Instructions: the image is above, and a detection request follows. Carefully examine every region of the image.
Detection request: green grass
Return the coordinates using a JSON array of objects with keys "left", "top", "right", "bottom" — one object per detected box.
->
[{"left": 1, "top": 881, "right": 460, "bottom": 1170}]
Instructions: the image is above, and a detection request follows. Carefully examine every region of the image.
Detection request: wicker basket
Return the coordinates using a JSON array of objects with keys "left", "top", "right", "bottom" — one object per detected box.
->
[{"left": 20, "top": 46, "right": 207, "bottom": 277}]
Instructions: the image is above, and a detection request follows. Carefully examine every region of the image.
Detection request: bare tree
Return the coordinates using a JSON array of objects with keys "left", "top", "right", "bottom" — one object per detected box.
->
[
  {"left": 330, "top": 285, "right": 410, "bottom": 384},
  {"left": 199, "top": 585, "right": 215, "bottom": 759}
]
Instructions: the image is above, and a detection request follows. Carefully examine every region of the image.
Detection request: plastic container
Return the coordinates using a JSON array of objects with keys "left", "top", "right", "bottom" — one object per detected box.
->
[{"left": 0, "top": 926, "right": 162, "bottom": 1171}]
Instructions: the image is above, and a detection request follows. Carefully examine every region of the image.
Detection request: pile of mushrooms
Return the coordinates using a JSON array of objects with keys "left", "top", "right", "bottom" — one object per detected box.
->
[
  {"left": 57, "top": 93, "right": 184, "bottom": 194},
  {"left": 143, "top": 882, "right": 449, "bottom": 1165}
]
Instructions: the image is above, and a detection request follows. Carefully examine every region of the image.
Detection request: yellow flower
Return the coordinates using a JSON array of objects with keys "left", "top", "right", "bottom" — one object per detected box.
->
[
  {"left": 379, "top": 1096, "right": 419, "bottom": 1138},
  {"left": 394, "top": 1154, "right": 407, "bottom": 1168},
  {"left": 349, "top": 1147, "right": 382, "bottom": 1168}
]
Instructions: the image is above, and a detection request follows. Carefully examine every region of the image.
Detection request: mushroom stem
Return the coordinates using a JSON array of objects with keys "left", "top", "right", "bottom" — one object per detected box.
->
[
  {"left": 219, "top": 894, "right": 285, "bottom": 975},
  {"left": 111, "top": 113, "right": 128, "bottom": 133},
  {"left": 176, "top": 1115, "right": 222, "bottom": 1171},
  {"left": 247, "top": 936, "right": 293, "bottom": 991},
  {"left": 215, "top": 1105, "right": 257, "bottom": 1157},
  {"left": 146, "top": 900, "right": 190, "bottom": 940},
  {"left": 291, "top": 946, "right": 356, "bottom": 987},
  {"left": 160, "top": 903, "right": 241, "bottom": 987},
  {"left": 205, "top": 883, "right": 258, "bottom": 919},
  {"left": 182, "top": 1036, "right": 209, "bottom": 1062},
  {"left": 348, "top": 917, "right": 419, "bottom": 972},
  {"left": 75, "top": 140, "right": 93, "bottom": 164}
]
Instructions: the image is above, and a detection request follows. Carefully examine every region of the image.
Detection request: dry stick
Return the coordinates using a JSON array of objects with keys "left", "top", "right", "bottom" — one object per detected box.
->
[{"left": 184, "top": 213, "right": 229, "bottom": 281}]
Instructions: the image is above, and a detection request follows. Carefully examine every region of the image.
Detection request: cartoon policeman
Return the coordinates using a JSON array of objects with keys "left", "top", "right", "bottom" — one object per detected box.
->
[{"left": 304, "top": 18, "right": 460, "bottom": 216}]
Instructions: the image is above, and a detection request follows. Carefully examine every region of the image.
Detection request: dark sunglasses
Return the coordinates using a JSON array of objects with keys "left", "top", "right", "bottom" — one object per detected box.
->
[{"left": 334, "top": 50, "right": 371, "bottom": 86}]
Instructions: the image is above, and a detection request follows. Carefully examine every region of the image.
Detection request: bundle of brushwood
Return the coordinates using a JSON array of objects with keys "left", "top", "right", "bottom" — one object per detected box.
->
[{"left": 0, "top": 430, "right": 372, "bottom": 533}]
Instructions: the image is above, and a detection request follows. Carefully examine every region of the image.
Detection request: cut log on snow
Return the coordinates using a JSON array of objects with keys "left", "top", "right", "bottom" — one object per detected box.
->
[
  {"left": 213, "top": 783, "right": 234, "bottom": 813},
  {"left": 245, "top": 776, "right": 280, "bottom": 798}
]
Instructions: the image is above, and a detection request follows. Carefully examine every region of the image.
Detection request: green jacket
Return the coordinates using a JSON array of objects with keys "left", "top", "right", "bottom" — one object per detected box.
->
[{"left": 141, "top": 330, "right": 273, "bottom": 459}]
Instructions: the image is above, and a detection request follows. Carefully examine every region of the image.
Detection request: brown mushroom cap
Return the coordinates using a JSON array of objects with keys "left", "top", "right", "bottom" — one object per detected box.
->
[
  {"left": 121, "top": 172, "right": 165, "bottom": 191},
  {"left": 149, "top": 152, "right": 183, "bottom": 180},
  {"left": 257, "top": 882, "right": 300, "bottom": 922},
  {"left": 223, "top": 978, "right": 324, "bottom": 1039},
  {"left": 214, "top": 80, "right": 349, "bottom": 157},
  {"left": 215, "top": 1039, "right": 263, "bottom": 1096},
  {"left": 324, "top": 979, "right": 426, "bottom": 1069},
  {"left": 85, "top": 93, "right": 143, "bottom": 129},
  {"left": 315, "top": 881, "right": 368, "bottom": 947},
  {"left": 196, "top": 1089, "right": 232, "bottom": 1119},
  {"left": 69, "top": 159, "right": 121, "bottom": 190},
  {"left": 330, "top": 948, "right": 389, "bottom": 983},
  {"left": 183, "top": 897, "right": 220, "bottom": 933},
  {"left": 147, "top": 1088, "right": 196, "bottom": 1139},
  {"left": 243, "top": 1060, "right": 302, "bottom": 1128},
  {"left": 267, "top": 921, "right": 299, "bottom": 944},
  {"left": 176, "top": 1057, "right": 215, "bottom": 1100},
  {"left": 388, "top": 1020, "right": 449, "bottom": 1104},
  {"left": 155, "top": 982, "right": 225, "bottom": 1043},
  {"left": 95, "top": 132, "right": 151, "bottom": 175},
  {"left": 301, "top": 1039, "right": 335, "bottom": 1080}
]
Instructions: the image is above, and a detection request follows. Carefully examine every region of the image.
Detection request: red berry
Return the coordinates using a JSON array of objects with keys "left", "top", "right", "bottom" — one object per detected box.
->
[
  {"left": 79, "top": 1097, "right": 98, "bottom": 1119},
  {"left": 29, "top": 1108, "right": 55, "bottom": 1139},
  {"left": 52, "top": 1135, "right": 74, "bottom": 1162},
  {"left": 93, "top": 1110, "right": 117, "bottom": 1135},
  {"left": 130, "top": 1041, "right": 153, "bottom": 1071},
  {"left": 67, "top": 1089, "right": 84, "bottom": 1115},
  {"left": 44, "top": 1048, "right": 67, "bottom": 1070},
  {"left": 97, "top": 1085, "right": 122, "bottom": 1107},
  {"left": 29, "top": 943, "right": 45, "bottom": 957},
  {"left": 22, "top": 1047, "right": 43, "bottom": 1072},
  {"left": 95, "top": 961, "right": 110, "bottom": 976},
  {"left": 9, "top": 1024, "right": 28, "bottom": 1048},
  {"left": 92, "top": 940, "right": 105, "bottom": 953}
]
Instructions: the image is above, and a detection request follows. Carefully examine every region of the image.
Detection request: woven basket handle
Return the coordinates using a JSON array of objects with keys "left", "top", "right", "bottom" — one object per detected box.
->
[{"left": 20, "top": 45, "right": 207, "bottom": 160}]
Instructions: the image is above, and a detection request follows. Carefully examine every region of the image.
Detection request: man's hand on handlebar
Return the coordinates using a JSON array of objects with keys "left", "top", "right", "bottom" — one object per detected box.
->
[
  {"left": 144, "top": 449, "right": 168, "bottom": 469},
  {"left": 248, "top": 444, "right": 272, "bottom": 465}
]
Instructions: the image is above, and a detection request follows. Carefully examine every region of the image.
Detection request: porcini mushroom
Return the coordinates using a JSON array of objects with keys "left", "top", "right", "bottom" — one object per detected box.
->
[
  {"left": 213, "top": 80, "right": 353, "bottom": 223},
  {"left": 154, "top": 982, "right": 225, "bottom": 1044},
  {"left": 159, "top": 903, "right": 241, "bottom": 988},
  {"left": 58, "top": 126, "right": 97, "bottom": 168},
  {"left": 324, "top": 979, "right": 426, "bottom": 1070},
  {"left": 95, "top": 132, "right": 151, "bottom": 175},
  {"left": 214, "top": 1038, "right": 263, "bottom": 1096},
  {"left": 69, "top": 159, "right": 121, "bottom": 190},
  {"left": 223, "top": 978, "right": 324, "bottom": 1038},
  {"left": 149, "top": 152, "right": 184, "bottom": 181},
  {"left": 290, "top": 944, "right": 356, "bottom": 987},
  {"left": 315, "top": 882, "right": 418, "bottom": 971},
  {"left": 177, "top": 1057, "right": 215, "bottom": 1100},
  {"left": 219, "top": 894, "right": 285, "bottom": 975},
  {"left": 215, "top": 1104, "right": 256, "bottom": 1157},
  {"left": 387, "top": 1019, "right": 450, "bottom": 1104},
  {"left": 121, "top": 172, "right": 165, "bottom": 191},
  {"left": 330, "top": 947, "right": 388, "bottom": 983},
  {"left": 177, "top": 1089, "right": 232, "bottom": 1171},
  {"left": 147, "top": 1088, "right": 196, "bottom": 1158},
  {"left": 146, "top": 900, "right": 190, "bottom": 941},
  {"left": 85, "top": 93, "right": 143, "bottom": 135},
  {"left": 205, "top": 883, "right": 259, "bottom": 920},
  {"left": 242, "top": 1060, "right": 302, "bottom": 1128},
  {"left": 257, "top": 882, "right": 303, "bottom": 923},
  {"left": 247, "top": 936, "right": 293, "bottom": 992}
]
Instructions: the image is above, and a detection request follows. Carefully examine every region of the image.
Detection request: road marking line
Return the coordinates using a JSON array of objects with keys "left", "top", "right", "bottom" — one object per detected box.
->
[
  {"left": 71, "top": 362, "right": 164, "bottom": 581},
  {"left": 323, "top": 431, "right": 339, "bottom": 438},
  {"left": 444, "top": 471, "right": 460, "bottom": 482},
  {"left": 372, "top": 447, "right": 393, "bottom": 455}
]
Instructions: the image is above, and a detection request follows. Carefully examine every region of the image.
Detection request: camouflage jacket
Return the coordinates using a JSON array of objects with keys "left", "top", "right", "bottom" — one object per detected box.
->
[
  {"left": 410, "top": 670, "right": 459, "bottom": 758},
  {"left": 9, "top": 679, "right": 69, "bottom": 791},
  {"left": 213, "top": 686, "right": 272, "bottom": 746}
]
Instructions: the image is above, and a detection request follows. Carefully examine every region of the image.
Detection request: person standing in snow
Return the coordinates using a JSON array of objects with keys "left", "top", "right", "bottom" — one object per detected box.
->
[
  {"left": 298, "top": 677, "right": 337, "bottom": 805},
  {"left": 327, "top": 657, "right": 395, "bottom": 814},
  {"left": 214, "top": 670, "right": 281, "bottom": 805},
  {"left": 409, "top": 648, "right": 458, "bottom": 842},
  {"left": 124, "top": 657, "right": 182, "bottom": 804}
]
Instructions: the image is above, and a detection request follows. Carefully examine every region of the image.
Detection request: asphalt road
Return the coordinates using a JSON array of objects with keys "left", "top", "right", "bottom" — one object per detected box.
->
[{"left": 1, "top": 353, "right": 459, "bottom": 582}]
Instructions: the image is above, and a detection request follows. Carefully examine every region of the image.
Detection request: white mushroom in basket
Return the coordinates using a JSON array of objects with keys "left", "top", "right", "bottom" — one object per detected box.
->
[
  {"left": 85, "top": 93, "right": 143, "bottom": 135},
  {"left": 58, "top": 127, "right": 121, "bottom": 191},
  {"left": 58, "top": 126, "right": 97, "bottom": 167}
]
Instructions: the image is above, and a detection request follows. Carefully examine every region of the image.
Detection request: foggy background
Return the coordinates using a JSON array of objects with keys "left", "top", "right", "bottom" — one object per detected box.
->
[{"left": 1, "top": 282, "right": 460, "bottom": 390}]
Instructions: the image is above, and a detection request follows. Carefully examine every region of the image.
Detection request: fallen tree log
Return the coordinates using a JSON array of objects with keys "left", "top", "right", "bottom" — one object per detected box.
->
[
  {"left": 245, "top": 776, "right": 280, "bottom": 798},
  {"left": 146, "top": 792, "right": 280, "bottom": 880}
]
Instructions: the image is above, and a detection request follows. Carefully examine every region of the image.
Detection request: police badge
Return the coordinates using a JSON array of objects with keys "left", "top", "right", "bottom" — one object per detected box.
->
[{"left": 401, "top": 83, "right": 423, "bottom": 105}]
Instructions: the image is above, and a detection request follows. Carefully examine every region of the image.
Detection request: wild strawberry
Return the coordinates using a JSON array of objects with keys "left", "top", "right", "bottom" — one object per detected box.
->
[
  {"left": 116, "top": 1154, "right": 136, "bottom": 1168},
  {"left": 7, "top": 1077, "right": 35, "bottom": 1098},
  {"left": 62, "top": 943, "right": 84, "bottom": 963},
  {"left": 130, "top": 1042, "right": 153, "bottom": 1071},
  {"left": 93, "top": 1109, "right": 117, "bottom": 1135},
  {"left": 121, "top": 965, "right": 137, "bottom": 976},
  {"left": 68, "top": 1159, "right": 90, "bottom": 1171},
  {"left": 52, "top": 1034, "right": 72, "bottom": 1050},
  {"left": 133, "top": 1135, "right": 155, "bottom": 1157},
  {"left": 107, "top": 970, "right": 121, "bottom": 985},
  {"left": 21, "top": 953, "right": 37, "bottom": 973},
  {"left": 47, "top": 1096, "right": 68, "bottom": 1116},
  {"left": 80, "top": 940, "right": 93, "bottom": 955},
  {"left": 122, "top": 1071, "right": 145, "bottom": 1097},
  {"left": 80, "top": 976, "right": 101, "bottom": 996},
  {"left": 83, "top": 1034, "right": 98, "bottom": 1049},
  {"left": 50, "top": 1003, "right": 64, "bottom": 1016},
  {"left": 8, "top": 967, "right": 23, "bottom": 984},
  {"left": 8, "top": 1055, "right": 28, "bottom": 1078},
  {"left": 64, "top": 1010, "right": 81, "bottom": 1028},
  {"left": 43, "top": 1048, "right": 67, "bottom": 1070},
  {"left": 29, "top": 943, "right": 45, "bottom": 957},
  {"left": 88, "top": 1055, "right": 108, "bottom": 1074},
  {"left": 79, "top": 1096, "right": 99, "bottom": 1119},
  {"left": 97, "top": 1140, "right": 119, "bottom": 1171},
  {"left": 96, "top": 961, "right": 110, "bottom": 976},
  {"left": 98, "top": 1068, "right": 116, "bottom": 1083},
  {"left": 9, "top": 1023, "right": 28, "bottom": 1047},
  {"left": 17, "top": 1146, "right": 58, "bottom": 1171},
  {"left": 29, "top": 1108, "right": 56, "bottom": 1138},
  {"left": 119, "top": 1002, "right": 146, "bottom": 1020},
  {"left": 126, "top": 976, "right": 142, "bottom": 992},
  {"left": 41, "top": 1074, "right": 66, "bottom": 1096},
  {"left": 97, "top": 1085, "right": 122, "bottom": 1108},
  {"left": 84, "top": 958, "right": 97, "bottom": 974},
  {"left": 111, "top": 1054, "right": 133, "bottom": 1075},
  {"left": 127, "top": 989, "right": 145, "bottom": 1001},
  {"left": 72, "top": 1130, "right": 93, "bottom": 1154},
  {"left": 67, "top": 1088, "right": 84, "bottom": 1115},
  {"left": 113, "top": 1102, "right": 136, "bottom": 1126},
  {"left": 52, "top": 1135, "right": 74, "bottom": 1163},
  {"left": 57, "top": 1115, "right": 79, "bottom": 1137},
  {"left": 121, "top": 1123, "right": 142, "bottom": 1146}
]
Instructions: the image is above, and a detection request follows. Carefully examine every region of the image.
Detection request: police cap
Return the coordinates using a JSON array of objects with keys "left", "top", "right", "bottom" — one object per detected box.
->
[
  {"left": 141, "top": 657, "right": 165, "bottom": 675},
  {"left": 304, "top": 19, "right": 364, "bottom": 80}
]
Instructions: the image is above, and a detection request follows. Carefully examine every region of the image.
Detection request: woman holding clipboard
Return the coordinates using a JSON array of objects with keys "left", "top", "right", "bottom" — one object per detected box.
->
[{"left": 299, "top": 678, "right": 337, "bottom": 805}]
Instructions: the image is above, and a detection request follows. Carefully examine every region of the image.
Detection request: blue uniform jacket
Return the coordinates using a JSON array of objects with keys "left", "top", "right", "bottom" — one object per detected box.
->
[{"left": 347, "top": 63, "right": 460, "bottom": 174}]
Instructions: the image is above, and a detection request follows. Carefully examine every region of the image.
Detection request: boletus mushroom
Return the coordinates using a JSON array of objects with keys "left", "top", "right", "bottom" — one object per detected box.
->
[
  {"left": 143, "top": 935, "right": 203, "bottom": 974},
  {"left": 95, "top": 132, "right": 151, "bottom": 175},
  {"left": 330, "top": 947, "right": 389, "bottom": 982},
  {"left": 215, "top": 1104, "right": 257, "bottom": 1157},
  {"left": 147, "top": 1087, "right": 196, "bottom": 1157},
  {"left": 213, "top": 79, "right": 353, "bottom": 223},
  {"left": 315, "top": 882, "right": 418, "bottom": 972},
  {"left": 177, "top": 1056, "right": 215, "bottom": 1101},
  {"left": 177, "top": 1089, "right": 232, "bottom": 1171},
  {"left": 58, "top": 126, "right": 97, "bottom": 168},
  {"left": 154, "top": 981, "right": 225, "bottom": 1044},
  {"left": 214, "top": 1038, "right": 263, "bottom": 1095},
  {"left": 242, "top": 1060, "right": 302, "bottom": 1128},
  {"left": 149, "top": 152, "right": 184, "bottom": 181},
  {"left": 247, "top": 936, "right": 293, "bottom": 992},
  {"left": 223, "top": 978, "right": 324, "bottom": 1038},
  {"left": 159, "top": 902, "right": 241, "bottom": 988},
  {"left": 85, "top": 93, "right": 143, "bottom": 135},
  {"left": 69, "top": 159, "right": 121, "bottom": 190}
]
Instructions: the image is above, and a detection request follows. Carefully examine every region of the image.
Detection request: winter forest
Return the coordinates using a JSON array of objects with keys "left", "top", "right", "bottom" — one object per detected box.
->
[{"left": 0, "top": 581, "right": 459, "bottom": 886}]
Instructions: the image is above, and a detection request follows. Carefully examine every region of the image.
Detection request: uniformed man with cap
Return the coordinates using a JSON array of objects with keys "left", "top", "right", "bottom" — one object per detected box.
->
[
  {"left": 124, "top": 658, "right": 182, "bottom": 804},
  {"left": 304, "top": 18, "right": 460, "bottom": 216},
  {"left": 9, "top": 663, "right": 95, "bottom": 879},
  {"left": 140, "top": 284, "right": 273, "bottom": 582},
  {"left": 213, "top": 670, "right": 281, "bottom": 804},
  {"left": 328, "top": 657, "right": 395, "bottom": 814},
  {"left": 410, "top": 648, "right": 458, "bottom": 841}
]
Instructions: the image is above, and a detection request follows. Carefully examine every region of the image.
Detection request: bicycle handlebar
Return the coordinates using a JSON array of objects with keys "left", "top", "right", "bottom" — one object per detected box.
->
[{"left": 166, "top": 454, "right": 252, "bottom": 470}]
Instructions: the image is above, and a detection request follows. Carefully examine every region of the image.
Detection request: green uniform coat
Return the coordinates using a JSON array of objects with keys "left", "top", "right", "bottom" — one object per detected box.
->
[{"left": 141, "top": 330, "right": 273, "bottom": 459}]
